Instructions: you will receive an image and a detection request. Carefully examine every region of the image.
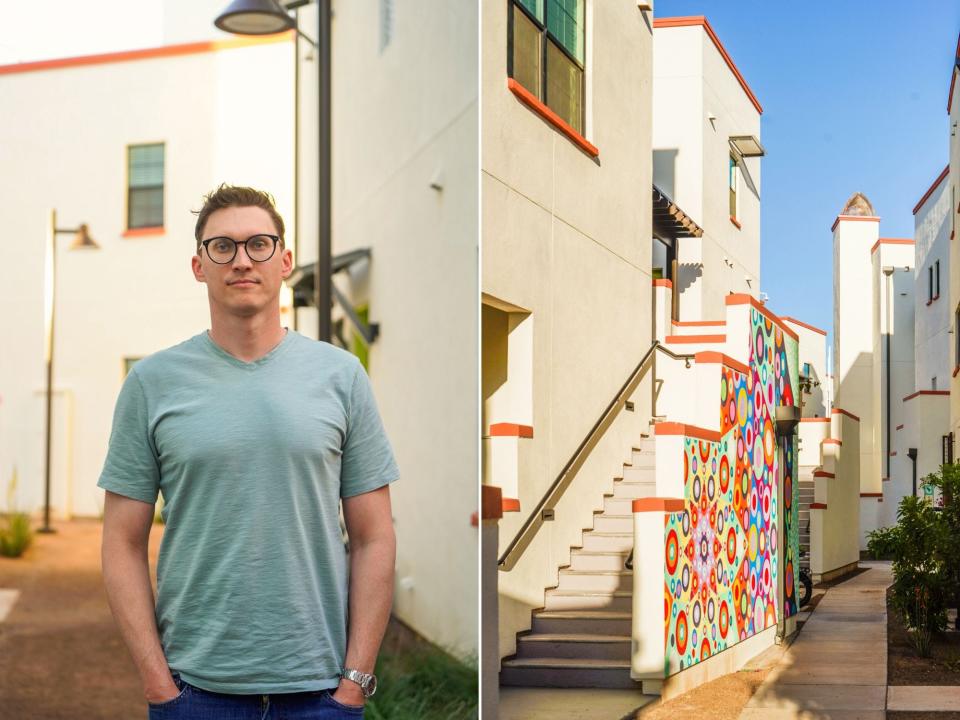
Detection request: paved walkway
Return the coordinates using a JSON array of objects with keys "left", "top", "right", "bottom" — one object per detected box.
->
[
  {"left": 499, "top": 687, "right": 654, "bottom": 720},
  {"left": 740, "top": 562, "right": 892, "bottom": 720}
]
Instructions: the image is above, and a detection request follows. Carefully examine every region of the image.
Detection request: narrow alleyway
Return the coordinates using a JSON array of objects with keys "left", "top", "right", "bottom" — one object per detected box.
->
[{"left": 740, "top": 562, "right": 892, "bottom": 719}]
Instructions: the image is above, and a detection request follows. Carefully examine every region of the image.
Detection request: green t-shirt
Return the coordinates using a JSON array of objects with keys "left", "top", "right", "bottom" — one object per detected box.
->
[{"left": 97, "top": 329, "right": 399, "bottom": 694}]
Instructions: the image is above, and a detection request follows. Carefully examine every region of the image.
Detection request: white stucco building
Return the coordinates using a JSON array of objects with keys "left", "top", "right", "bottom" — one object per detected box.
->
[{"left": 0, "top": 0, "right": 478, "bottom": 659}]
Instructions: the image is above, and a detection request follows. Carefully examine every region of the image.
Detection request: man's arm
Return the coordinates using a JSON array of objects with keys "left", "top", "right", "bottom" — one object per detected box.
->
[
  {"left": 101, "top": 490, "right": 180, "bottom": 704},
  {"left": 333, "top": 484, "right": 396, "bottom": 706}
]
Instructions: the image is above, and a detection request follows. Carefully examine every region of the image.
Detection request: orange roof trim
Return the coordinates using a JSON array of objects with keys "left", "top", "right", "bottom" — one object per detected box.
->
[
  {"left": 831, "top": 408, "right": 860, "bottom": 422},
  {"left": 831, "top": 214, "right": 880, "bottom": 232},
  {"left": 870, "top": 238, "right": 914, "bottom": 254},
  {"left": 912, "top": 165, "right": 950, "bottom": 215},
  {"left": 781, "top": 316, "right": 827, "bottom": 337},
  {"left": 903, "top": 390, "right": 950, "bottom": 402},
  {"left": 725, "top": 294, "right": 800, "bottom": 341},
  {"left": 665, "top": 334, "right": 726, "bottom": 344},
  {"left": 653, "top": 16, "right": 763, "bottom": 114},
  {"left": 694, "top": 351, "right": 750, "bottom": 376},
  {"left": 654, "top": 422, "right": 721, "bottom": 443},
  {"left": 489, "top": 423, "right": 534, "bottom": 439},
  {"left": 481, "top": 485, "right": 504, "bottom": 521},
  {"left": 0, "top": 33, "right": 293, "bottom": 76},
  {"left": 634, "top": 497, "right": 686, "bottom": 513}
]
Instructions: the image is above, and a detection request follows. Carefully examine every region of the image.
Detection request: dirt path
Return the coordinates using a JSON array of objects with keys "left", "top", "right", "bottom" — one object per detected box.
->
[{"left": 0, "top": 518, "right": 165, "bottom": 719}]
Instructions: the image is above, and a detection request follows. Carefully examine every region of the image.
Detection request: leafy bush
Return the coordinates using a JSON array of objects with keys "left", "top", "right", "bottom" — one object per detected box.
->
[
  {"left": 0, "top": 512, "right": 33, "bottom": 557},
  {"left": 922, "top": 462, "right": 960, "bottom": 631},
  {"left": 866, "top": 525, "right": 898, "bottom": 560},
  {"left": 365, "top": 643, "right": 478, "bottom": 720},
  {"left": 0, "top": 467, "right": 33, "bottom": 558}
]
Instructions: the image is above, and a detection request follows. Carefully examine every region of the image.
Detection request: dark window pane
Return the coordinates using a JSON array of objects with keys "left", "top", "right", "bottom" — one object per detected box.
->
[
  {"left": 546, "top": 39, "right": 582, "bottom": 133},
  {"left": 546, "top": 0, "right": 583, "bottom": 63},
  {"left": 729, "top": 155, "right": 737, "bottom": 217},
  {"left": 516, "top": 0, "right": 544, "bottom": 22},
  {"left": 129, "top": 144, "right": 164, "bottom": 187},
  {"left": 129, "top": 187, "right": 163, "bottom": 228},
  {"left": 512, "top": 5, "right": 541, "bottom": 98}
]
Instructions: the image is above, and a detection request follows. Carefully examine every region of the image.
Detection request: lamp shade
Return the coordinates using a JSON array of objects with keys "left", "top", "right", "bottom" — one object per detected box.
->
[
  {"left": 69, "top": 224, "right": 99, "bottom": 250},
  {"left": 214, "top": 0, "right": 295, "bottom": 35}
]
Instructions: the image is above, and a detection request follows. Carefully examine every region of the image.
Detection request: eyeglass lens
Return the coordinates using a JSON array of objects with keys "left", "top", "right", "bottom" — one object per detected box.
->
[{"left": 206, "top": 235, "right": 276, "bottom": 264}]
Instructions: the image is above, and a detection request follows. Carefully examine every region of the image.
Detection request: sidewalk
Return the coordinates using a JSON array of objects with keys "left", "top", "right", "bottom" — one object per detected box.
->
[{"left": 739, "top": 562, "right": 892, "bottom": 719}]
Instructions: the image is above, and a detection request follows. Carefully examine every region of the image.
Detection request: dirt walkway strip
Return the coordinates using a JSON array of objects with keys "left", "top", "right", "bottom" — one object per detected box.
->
[{"left": 738, "top": 562, "right": 893, "bottom": 720}]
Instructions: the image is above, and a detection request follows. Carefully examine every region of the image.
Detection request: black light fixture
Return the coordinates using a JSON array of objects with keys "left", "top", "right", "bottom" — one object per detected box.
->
[
  {"left": 214, "top": 0, "right": 331, "bottom": 344},
  {"left": 41, "top": 211, "right": 99, "bottom": 534},
  {"left": 214, "top": 0, "right": 295, "bottom": 35}
]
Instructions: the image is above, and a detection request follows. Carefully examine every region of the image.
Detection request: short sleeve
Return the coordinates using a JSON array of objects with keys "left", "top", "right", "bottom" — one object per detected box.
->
[
  {"left": 97, "top": 368, "right": 161, "bottom": 504},
  {"left": 340, "top": 362, "right": 400, "bottom": 498}
]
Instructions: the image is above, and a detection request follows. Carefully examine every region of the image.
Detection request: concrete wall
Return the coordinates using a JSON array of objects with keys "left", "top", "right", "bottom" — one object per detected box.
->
[
  {"left": 483, "top": 0, "right": 655, "bottom": 662},
  {"left": 0, "top": 36, "right": 295, "bottom": 520},
  {"left": 652, "top": 20, "right": 761, "bottom": 322},
  {"left": 810, "top": 412, "right": 860, "bottom": 578},
  {"left": 785, "top": 320, "right": 828, "bottom": 418}
]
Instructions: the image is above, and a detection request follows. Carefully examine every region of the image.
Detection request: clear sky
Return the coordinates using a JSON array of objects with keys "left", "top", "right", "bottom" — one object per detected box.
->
[{"left": 659, "top": 0, "right": 960, "bottom": 347}]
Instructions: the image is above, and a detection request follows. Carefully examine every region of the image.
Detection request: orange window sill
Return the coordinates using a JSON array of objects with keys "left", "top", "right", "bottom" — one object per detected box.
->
[
  {"left": 729, "top": 216, "right": 741, "bottom": 230},
  {"left": 507, "top": 78, "right": 599, "bottom": 158},
  {"left": 124, "top": 226, "right": 165, "bottom": 238}
]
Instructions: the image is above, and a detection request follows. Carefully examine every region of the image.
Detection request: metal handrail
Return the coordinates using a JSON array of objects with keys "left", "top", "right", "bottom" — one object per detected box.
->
[{"left": 497, "top": 341, "right": 694, "bottom": 570}]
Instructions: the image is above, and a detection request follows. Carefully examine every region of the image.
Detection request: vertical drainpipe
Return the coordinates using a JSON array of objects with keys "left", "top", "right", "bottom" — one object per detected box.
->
[{"left": 883, "top": 267, "right": 894, "bottom": 480}]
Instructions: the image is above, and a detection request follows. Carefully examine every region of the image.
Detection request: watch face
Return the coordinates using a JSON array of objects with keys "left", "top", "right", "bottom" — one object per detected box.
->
[{"left": 364, "top": 675, "right": 377, "bottom": 697}]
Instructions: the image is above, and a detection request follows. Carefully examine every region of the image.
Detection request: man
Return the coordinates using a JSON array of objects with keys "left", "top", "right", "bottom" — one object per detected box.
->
[{"left": 99, "top": 184, "right": 398, "bottom": 718}]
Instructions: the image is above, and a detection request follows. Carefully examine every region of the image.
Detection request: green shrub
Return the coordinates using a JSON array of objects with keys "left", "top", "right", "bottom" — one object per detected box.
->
[
  {"left": 884, "top": 493, "right": 950, "bottom": 656},
  {"left": 0, "top": 512, "right": 33, "bottom": 557},
  {"left": 866, "top": 525, "right": 898, "bottom": 560},
  {"left": 0, "top": 467, "right": 33, "bottom": 558},
  {"left": 365, "top": 643, "right": 478, "bottom": 720},
  {"left": 922, "top": 462, "right": 960, "bottom": 631}
]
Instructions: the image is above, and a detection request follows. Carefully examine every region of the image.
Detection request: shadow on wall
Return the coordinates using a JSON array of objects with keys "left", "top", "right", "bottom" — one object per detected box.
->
[{"left": 676, "top": 262, "right": 703, "bottom": 295}]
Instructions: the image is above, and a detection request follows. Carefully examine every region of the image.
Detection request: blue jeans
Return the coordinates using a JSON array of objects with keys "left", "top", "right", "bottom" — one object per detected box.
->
[{"left": 147, "top": 671, "right": 364, "bottom": 719}]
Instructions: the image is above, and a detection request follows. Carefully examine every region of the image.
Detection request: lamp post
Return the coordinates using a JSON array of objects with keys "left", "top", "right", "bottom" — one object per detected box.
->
[
  {"left": 214, "top": 0, "right": 332, "bottom": 343},
  {"left": 40, "top": 210, "right": 99, "bottom": 533}
]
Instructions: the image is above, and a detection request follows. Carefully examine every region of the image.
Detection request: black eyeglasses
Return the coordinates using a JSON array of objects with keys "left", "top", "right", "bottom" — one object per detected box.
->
[{"left": 200, "top": 234, "right": 280, "bottom": 264}]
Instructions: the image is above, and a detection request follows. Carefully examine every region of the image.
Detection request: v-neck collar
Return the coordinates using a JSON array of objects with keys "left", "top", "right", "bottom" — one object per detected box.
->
[{"left": 201, "top": 328, "right": 295, "bottom": 369}]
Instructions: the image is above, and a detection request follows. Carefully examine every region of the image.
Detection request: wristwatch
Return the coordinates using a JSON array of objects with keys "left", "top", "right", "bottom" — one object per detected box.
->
[{"left": 341, "top": 668, "right": 378, "bottom": 698}]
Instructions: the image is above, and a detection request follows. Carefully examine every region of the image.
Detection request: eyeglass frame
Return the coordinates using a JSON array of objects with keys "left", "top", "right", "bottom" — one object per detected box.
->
[{"left": 199, "top": 234, "right": 281, "bottom": 264}]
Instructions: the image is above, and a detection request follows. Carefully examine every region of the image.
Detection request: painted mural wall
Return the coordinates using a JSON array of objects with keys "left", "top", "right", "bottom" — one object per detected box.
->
[{"left": 663, "top": 309, "right": 799, "bottom": 674}]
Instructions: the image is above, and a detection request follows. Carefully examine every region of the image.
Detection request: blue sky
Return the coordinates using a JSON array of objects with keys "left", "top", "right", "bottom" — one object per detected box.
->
[{"left": 659, "top": 0, "right": 960, "bottom": 346}]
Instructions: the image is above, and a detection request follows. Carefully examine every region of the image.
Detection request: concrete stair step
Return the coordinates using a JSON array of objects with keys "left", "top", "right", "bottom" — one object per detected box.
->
[
  {"left": 579, "top": 532, "right": 633, "bottom": 552},
  {"left": 612, "top": 480, "right": 655, "bottom": 499},
  {"left": 629, "top": 450, "right": 656, "bottom": 468},
  {"left": 591, "top": 514, "right": 633, "bottom": 533},
  {"left": 500, "top": 657, "right": 641, "bottom": 689},
  {"left": 532, "top": 610, "right": 632, "bottom": 635},
  {"left": 515, "top": 633, "right": 631, "bottom": 661},
  {"left": 557, "top": 569, "right": 632, "bottom": 593},
  {"left": 543, "top": 589, "right": 631, "bottom": 611},
  {"left": 602, "top": 496, "right": 636, "bottom": 515},
  {"left": 622, "top": 465, "right": 655, "bottom": 482},
  {"left": 569, "top": 550, "right": 630, "bottom": 572}
]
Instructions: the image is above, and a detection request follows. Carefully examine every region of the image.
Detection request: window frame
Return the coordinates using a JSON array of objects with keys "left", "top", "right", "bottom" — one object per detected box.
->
[
  {"left": 507, "top": 0, "right": 586, "bottom": 136},
  {"left": 729, "top": 153, "right": 739, "bottom": 221},
  {"left": 126, "top": 142, "right": 165, "bottom": 231}
]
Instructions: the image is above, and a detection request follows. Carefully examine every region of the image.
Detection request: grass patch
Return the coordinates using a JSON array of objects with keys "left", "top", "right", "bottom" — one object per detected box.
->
[{"left": 365, "top": 619, "right": 477, "bottom": 720}]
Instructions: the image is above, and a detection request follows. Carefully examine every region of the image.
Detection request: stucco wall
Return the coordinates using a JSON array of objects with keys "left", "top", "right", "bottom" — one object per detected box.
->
[
  {"left": 913, "top": 173, "right": 951, "bottom": 391},
  {"left": 0, "top": 38, "right": 294, "bottom": 520},
  {"left": 483, "top": 0, "right": 655, "bottom": 662}
]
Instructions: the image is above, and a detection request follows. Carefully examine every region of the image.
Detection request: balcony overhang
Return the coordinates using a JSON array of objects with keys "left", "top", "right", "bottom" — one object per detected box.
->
[
  {"left": 729, "top": 135, "right": 765, "bottom": 158},
  {"left": 653, "top": 185, "right": 703, "bottom": 239}
]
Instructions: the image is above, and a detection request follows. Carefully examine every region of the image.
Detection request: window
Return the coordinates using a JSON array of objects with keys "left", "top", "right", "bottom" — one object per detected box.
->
[
  {"left": 729, "top": 154, "right": 739, "bottom": 219},
  {"left": 935, "top": 260, "right": 940, "bottom": 298},
  {"left": 930, "top": 265, "right": 935, "bottom": 302},
  {"left": 127, "top": 143, "right": 164, "bottom": 229},
  {"left": 509, "top": 0, "right": 585, "bottom": 134}
]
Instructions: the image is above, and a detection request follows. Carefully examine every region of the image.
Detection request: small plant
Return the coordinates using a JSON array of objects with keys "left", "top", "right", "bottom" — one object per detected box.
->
[
  {"left": 866, "top": 525, "right": 898, "bottom": 560},
  {"left": 0, "top": 467, "right": 34, "bottom": 558},
  {"left": 365, "top": 639, "right": 478, "bottom": 719},
  {"left": 923, "top": 462, "right": 960, "bottom": 631}
]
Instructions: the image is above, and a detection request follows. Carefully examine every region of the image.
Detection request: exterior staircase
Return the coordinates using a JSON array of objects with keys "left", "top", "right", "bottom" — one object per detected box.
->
[
  {"left": 798, "top": 467, "right": 815, "bottom": 568},
  {"left": 499, "top": 437, "right": 656, "bottom": 689}
]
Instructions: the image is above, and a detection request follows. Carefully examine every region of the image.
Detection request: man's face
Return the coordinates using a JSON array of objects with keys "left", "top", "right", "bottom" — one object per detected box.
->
[{"left": 191, "top": 205, "right": 293, "bottom": 319}]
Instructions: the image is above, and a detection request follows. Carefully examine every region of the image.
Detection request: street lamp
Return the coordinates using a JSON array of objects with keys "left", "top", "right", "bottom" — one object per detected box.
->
[
  {"left": 214, "top": 0, "right": 331, "bottom": 343},
  {"left": 40, "top": 211, "right": 99, "bottom": 533}
]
